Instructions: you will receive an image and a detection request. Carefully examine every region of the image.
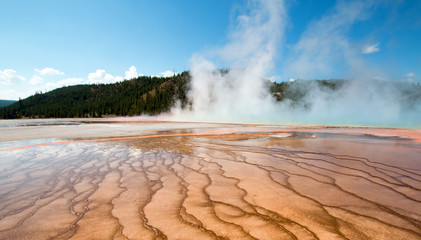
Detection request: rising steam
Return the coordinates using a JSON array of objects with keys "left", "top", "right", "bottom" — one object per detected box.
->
[
  {"left": 170, "top": 0, "right": 421, "bottom": 128},
  {"left": 171, "top": 0, "right": 285, "bottom": 123}
]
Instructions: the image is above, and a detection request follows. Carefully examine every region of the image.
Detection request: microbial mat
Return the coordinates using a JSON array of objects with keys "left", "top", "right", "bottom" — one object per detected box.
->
[{"left": 0, "top": 120, "right": 420, "bottom": 239}]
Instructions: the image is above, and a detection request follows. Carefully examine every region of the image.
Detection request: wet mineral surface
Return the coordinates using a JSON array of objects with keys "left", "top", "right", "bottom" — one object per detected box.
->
[{"left": 0, "top": 120, "right": 420, "bottom": 239}]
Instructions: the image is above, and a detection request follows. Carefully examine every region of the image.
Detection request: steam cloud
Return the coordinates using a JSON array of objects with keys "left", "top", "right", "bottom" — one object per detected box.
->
[
  {"left": 171, "top": 0, "right": 285, "bottom": 123},
  {"left": 169, "top": 0, "right": 421, "bottom": 128}
]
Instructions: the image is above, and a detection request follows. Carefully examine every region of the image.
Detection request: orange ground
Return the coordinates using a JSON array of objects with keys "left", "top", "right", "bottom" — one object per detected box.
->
[{"left": 0, "top": 121, "right": 420, "bottom": 239}]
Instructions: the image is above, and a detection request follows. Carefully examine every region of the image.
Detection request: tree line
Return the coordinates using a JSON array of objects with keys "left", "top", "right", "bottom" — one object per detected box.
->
[
  {"left": 2, "top": 70, "right": 418, "bottom": 119},
  {"left": 0, "top": 72, "right": 190, "bottom": 119}
]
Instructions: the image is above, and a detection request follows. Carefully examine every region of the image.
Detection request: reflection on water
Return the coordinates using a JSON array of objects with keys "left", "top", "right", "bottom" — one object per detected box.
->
[
  {"left": 0, "top": 127, "right": 420, "bottom": 239},
  {"left": 0, "top": 119, "right": 83, "bottom": 128}
]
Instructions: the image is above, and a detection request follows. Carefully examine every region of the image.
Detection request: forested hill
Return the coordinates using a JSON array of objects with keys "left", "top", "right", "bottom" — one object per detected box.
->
[
  {"left": 2, "top": 71, "right": 419, "bottom": 119},
  {"left": 0, "top": 72, "right": 190, "bottom": 119},
  {"left": 0, "top": 71, "right": 343, "bottom": 119},
  {"left": 0, "top": 100, "right": 16, "bottom": 108}
]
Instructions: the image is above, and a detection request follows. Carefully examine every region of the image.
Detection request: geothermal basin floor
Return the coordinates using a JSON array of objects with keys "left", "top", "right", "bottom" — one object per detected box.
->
[{"left": 0, "top": 120, "right": 420, "bottom": 239}]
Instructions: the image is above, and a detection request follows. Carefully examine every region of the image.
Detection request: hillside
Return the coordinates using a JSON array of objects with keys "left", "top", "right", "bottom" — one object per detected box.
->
[
  {"left": 0, "top": 100, "right": 16, "bottom": 108},
  {"left": 0, "top": 73, "right": 345, "bottom": 119},
  {"left": 1, "top": 72, "right": 419, "bottom": 119},
  {"left": 0, "top": 72, "right": 190, "bottom": 119}
]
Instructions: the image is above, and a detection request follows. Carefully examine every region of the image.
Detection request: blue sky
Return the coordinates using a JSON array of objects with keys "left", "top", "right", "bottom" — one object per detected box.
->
[{"left": 1, "top": 0, "right": 420, "bottom": 100}]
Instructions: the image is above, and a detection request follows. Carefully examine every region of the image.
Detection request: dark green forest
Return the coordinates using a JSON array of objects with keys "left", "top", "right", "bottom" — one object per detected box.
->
[
  {"left": 0, "top": 100, "right": 16, "bottom": 108},
  {"left": 1, "top": 71, "right": 420, "bottom": 119},
  {"left": 0, "top": 72, "right": 190, "bottom": 119}
]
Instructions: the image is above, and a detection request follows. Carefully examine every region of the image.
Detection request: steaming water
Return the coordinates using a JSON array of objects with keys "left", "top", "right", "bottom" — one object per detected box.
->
[{"left": 169, "top": 0, "right": 421, "bottom": 128}]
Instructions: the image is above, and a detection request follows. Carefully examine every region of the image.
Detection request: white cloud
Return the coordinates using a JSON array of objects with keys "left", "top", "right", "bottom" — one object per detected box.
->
[
  {"left": 0, "top": 89, "right": 17, "bottom": 100},
  {"left": 2, "top": 66, "right": 144, "bottom": 100},
  {"left": 403, "top": 72, "right": 416, "bottom": 84},
  {"left": 87, "top": 69, "right": 123, "bottom": 84},
  {"left": 160, "top": 70, "right": 176, "bottom": 77},
  {"left": 57, "top": 77, "right": 84, "bottom": 86},
  {"left": 44, "top": 78, "right": 84, "bottom": 90},
  {"left": 286, "top": 0, "right": 379, "bottom": 79},
  {"left": 41, "top": 66, "right": 139, "bottom": 92},
  {"left": 34, "top": 67, "right": 64, "bottom": 76},
  {"left": 268, "top": 75, "right": 281, "bottom": 82},
  {"left": 124, "top": 66, "right": 142, "bottom": 80},
  {"left": 151, "top": 70, "right": 178, "bottom": 78},
  {"left": 0, "top": 69, "right": 26, "bottom": 84},
  {"left": 29, "top": 75, "right": 44, "bottom": 85},
  {"left": 362, "top": 42, "right": 380, "bottom": 54}
]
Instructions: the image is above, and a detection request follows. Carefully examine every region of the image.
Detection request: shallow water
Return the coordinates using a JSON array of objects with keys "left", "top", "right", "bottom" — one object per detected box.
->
[{"left": 0, "top": 121, "right": 420, "bottom": 239}]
